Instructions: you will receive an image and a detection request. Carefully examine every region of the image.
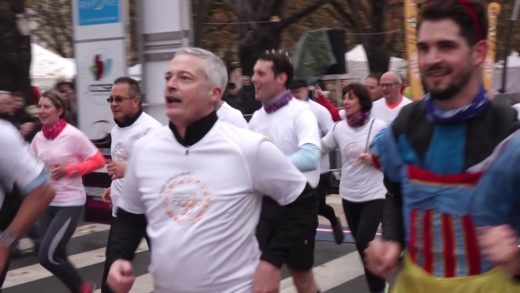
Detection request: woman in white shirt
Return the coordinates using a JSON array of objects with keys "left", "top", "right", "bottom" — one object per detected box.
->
[{"left": 321, "top": 83, "right": 388, "bottom": 293}]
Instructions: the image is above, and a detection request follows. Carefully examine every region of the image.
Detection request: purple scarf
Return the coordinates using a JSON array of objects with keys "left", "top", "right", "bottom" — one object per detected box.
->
[
  {"left": 424, "top": 85, "right": 489, "bottom": 124},
  {"left": 346, "top": 111, "right": 371, "bottom": 128},
  {"left": 264, "top": 90, "right": 293, "bottom": 113}
]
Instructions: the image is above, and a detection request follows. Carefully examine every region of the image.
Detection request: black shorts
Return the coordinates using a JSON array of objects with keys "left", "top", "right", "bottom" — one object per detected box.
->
[{"left": 256, "top": 195, "right": 319, "bottom": 272}]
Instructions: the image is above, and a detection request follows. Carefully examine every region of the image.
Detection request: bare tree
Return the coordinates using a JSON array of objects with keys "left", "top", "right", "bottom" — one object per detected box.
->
[
  {"left": 327, "top": 0, "right": 403, "bottom": 74},
  {"left": 26, "top": 0, "right": 73, "bottom": 57},
  {"left": 223, "top": 0, "right": 332, "bottom": 76}
]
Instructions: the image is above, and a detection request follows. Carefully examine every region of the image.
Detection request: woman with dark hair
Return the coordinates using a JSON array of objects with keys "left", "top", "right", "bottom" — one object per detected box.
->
[
  {"left": 30, "top": 90, "right": 105, "bottom": 292},
  {"left": 321, "top": 83, "right": 389, "bottom": 293}
]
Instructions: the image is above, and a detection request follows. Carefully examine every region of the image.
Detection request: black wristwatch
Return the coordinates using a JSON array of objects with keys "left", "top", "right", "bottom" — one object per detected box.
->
[{"left": 0, "top": 230, "right": 17, "bottom": 248}]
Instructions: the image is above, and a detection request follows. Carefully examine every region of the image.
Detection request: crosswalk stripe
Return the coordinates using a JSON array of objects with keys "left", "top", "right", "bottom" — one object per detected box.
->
[
  {"left": 129, "top": 274, "right": 154, "bottom": 293},
  {"left": 280, "top": 251, "right": 364, "bottom": 292},
  {"left": 8, "top": 221, "right": 365, "bottom": 292},
  {"left": 72, "top": 223, "right": 110, "bottom": 238},
  {"left": 92, "top": 251, "right": 364, "bottom": 293},
  {"left": 4, "top": 240, "right": 148, "bottom": 288},
  {"left": 92, "top": 270, "right": 154, "bottom": 293},
  {"left": 93, "top": 274, "right": 154, "bottom": 293}
]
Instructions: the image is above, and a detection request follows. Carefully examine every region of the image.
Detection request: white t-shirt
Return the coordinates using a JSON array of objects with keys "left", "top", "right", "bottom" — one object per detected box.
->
[
  {"left": 307, "top": 99, "right": 334, "bottom": 173},
  {"left": 119, "top": 122, "right": 307, "bottom": 293},
  {"left": 371, "top": 96, "right": 412, "bottom": 124},
  {"left": 110, "top": 112, "right": 162, "bottom": 216},
  {"left": 217, "top": 101, "right": 248, "bottom": 128},
  {"left": 30, "top": 124, "right": 99, "bottom": 206},
  {"left": 321, "top": 118, "right": 387, "bottom": 202},
  {"left": 249, "top": 98, "right": 321, "bottom": 186},
  {"left": 0, "top": 121, "right": 45, "bottom": 208}
]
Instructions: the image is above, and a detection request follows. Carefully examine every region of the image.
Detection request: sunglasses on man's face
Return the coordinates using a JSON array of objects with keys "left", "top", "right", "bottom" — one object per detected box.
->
[{"left": 106, "top": 96, "right": 134, "bottom": 103}]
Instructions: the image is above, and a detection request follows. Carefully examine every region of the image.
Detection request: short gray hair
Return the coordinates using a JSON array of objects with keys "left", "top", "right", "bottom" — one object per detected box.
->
[
  {"left": 383, "top": 71, "right": 403, "bottom": 85},
  {"left": 175, "top": 47, "right": 228, "bottom": 92}
]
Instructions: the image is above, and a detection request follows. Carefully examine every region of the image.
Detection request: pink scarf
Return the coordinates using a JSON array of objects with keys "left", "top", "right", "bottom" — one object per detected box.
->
[{"left": 42, "top": 118, "right": 67, "bottom": 140}]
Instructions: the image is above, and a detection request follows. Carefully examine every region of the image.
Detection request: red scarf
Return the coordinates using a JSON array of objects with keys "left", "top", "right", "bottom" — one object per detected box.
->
[{"left": 42, "top": 118, "right": 67, "bottom": 140}]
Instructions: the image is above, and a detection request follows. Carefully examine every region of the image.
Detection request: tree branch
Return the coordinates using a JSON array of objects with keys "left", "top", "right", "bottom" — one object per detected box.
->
[
  {"left": 279, "top": 0, "right": 330, "bottom": 29},
  {"left": 328, "top": 0, "right": 359, "bottom": 31}
]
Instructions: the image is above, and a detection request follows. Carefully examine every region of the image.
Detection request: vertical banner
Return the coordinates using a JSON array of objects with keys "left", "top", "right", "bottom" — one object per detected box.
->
[
  {"left": 483, "top": 3, "right": 501, "bottom": 97},
  {"left": 72, "top": 0, "right": 128, "bottom": 140},
  {"left": 404, "top": 0, "right": 423, "bottom": 100}
]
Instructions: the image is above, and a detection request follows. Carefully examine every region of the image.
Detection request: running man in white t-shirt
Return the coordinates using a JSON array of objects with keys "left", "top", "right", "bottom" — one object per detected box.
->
[
  {"left": 106, "top": 47, "right": 318, "bottom": 293},
  {"left": 0, "top": 121, "right": 55, "bottom": 286},
  {"left": 101, "top": 76, "right": 162, "bottom": 293},
  {"left": 371, "top": 71, "right": 412, "bottom": 124},
  {"left": 249, "top": 51, "right": 321, "bottom": 293}
]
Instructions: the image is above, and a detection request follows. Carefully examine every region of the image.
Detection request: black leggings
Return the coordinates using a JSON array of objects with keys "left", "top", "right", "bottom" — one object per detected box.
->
[
  {"left": 316, "top": 173, "right": 338, "bottom": 225},
  {"left": 342, "top": 199, "right": 385, "bottom": 293},
  {"left": 38, "top": 205, "right": 84, "bottom": 292}
]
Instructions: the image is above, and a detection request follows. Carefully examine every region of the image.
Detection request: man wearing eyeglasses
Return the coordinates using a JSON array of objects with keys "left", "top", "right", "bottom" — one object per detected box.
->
[
  {"left": 371, "top": 71, "right": 412, "bottom": 124},
  {"left": 101, "top": 76, "right": 162, "bottom": 293}
]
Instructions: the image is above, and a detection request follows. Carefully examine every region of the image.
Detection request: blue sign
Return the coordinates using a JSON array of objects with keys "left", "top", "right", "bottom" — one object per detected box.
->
[{"left": 78, "top": 0, "right": 120, "bottom": 26}]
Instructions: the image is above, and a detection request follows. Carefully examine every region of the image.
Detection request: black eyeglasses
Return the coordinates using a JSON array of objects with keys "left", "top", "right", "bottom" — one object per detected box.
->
[
  {"left": 380, "top": 83, "right": 399, "bottom": 88},
  {"left": 106, "top": 95, "right": 134, "bottom": 103}
]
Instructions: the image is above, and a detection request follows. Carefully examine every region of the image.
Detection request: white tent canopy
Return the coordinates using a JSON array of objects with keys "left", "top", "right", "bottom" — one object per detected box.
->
[
  {"left": 128, "top": 63, "right": 141, "bottom": 80},
  {"left": 30, "top": 44, "right": 76, "bottom": 90},
  {"left": 345, "top": 45, "right": 407, "bottom": 80},
  {"left": 493, "top": 51, "right": 520, "bottom": 94}
]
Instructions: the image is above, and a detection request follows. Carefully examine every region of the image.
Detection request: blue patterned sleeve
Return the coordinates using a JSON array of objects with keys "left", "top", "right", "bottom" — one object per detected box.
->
[{"left": 472, "top": 135, "right": 520, "bottom": 232}]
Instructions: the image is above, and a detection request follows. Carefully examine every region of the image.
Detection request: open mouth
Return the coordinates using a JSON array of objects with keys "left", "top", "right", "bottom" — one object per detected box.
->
[
  {"left": 166, "top": 96, "right": 182, "bottom": 104},
  {"left": 427, "top": 72, "right": 447, "bottom": 77},
  {"left": 426, "top": 67, "right": 450, "bottom": 77}
]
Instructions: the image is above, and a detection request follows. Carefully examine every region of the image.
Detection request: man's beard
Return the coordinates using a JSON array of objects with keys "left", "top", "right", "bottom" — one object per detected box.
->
[{"left": 423, "top": 64, "right": 473, "bottom": 101}]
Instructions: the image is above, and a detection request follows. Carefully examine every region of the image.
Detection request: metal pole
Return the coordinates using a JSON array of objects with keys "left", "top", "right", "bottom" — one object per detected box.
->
[{"left": 499, "top": 0, "right": 520, "bottom": 93}]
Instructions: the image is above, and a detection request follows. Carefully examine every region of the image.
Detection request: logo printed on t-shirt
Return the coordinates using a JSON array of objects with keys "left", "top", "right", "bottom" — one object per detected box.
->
[
  {"left": 161, "top": 173, "right": 211, "bottom": 225},
  {"left": 112, "top": 143, "right": 129, "bottom": 161}
]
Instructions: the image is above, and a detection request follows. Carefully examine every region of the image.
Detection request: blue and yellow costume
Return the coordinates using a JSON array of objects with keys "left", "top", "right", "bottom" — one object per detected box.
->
[{"left": 372, "top": 89, "right": 520, "bottom": 292}]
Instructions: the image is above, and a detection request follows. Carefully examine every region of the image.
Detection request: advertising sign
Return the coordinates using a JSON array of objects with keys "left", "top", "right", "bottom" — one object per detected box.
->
[
  {"left": 72, "top": 0, "right": 126, "bottom": 41},
  {"left": 78, "top": 0, "right": 120, "bottom": 26},
  {"left": 75, "top": 40, "right": 127, "bottom": 139},
  {"left": 72, "top": 0, "right": 127, "bottom": 139}
]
